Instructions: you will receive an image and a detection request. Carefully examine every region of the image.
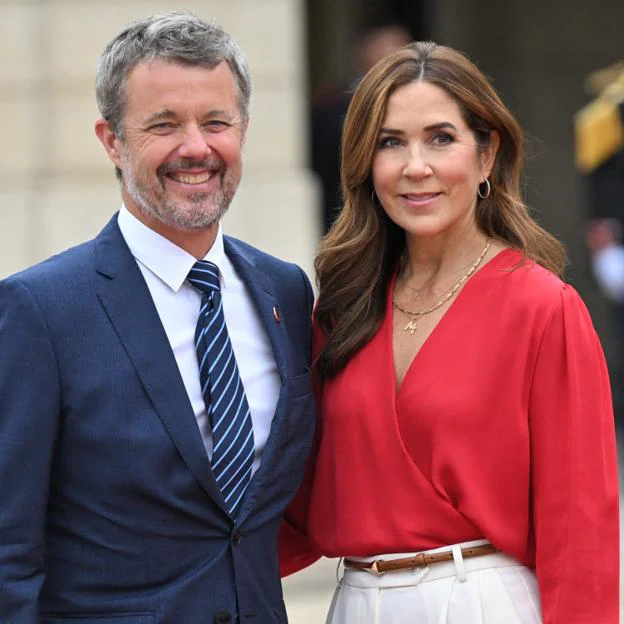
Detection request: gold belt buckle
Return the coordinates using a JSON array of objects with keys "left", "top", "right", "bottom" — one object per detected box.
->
[{"left": 366, "top": 559, "right": 386, "bottom": 576}]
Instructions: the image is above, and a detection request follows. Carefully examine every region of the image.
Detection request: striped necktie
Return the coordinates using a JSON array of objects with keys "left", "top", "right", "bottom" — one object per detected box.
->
[{"left": 187, "top": 260, "right": 255, "bottom": 516}]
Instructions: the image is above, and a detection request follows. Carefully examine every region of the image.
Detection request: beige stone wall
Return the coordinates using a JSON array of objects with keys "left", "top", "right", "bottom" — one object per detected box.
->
[{"left": 0, "top": 0, "right": 319, "bottom": 280}]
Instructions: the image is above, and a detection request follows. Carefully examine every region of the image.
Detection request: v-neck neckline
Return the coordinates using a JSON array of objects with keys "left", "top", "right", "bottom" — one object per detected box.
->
[{"left": 390, "top": 247, "right": 518, "bottom": 397}]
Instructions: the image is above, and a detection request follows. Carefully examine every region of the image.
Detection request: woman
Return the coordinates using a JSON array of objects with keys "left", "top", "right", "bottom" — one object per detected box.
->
[{"left": 281, "top": 41, "right": 619, "bottom": 623}]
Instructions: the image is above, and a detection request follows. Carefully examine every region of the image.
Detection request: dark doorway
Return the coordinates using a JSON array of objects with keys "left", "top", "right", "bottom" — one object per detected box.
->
[{"left": 305, "top": 0, "right": 429, "bottom": 233}]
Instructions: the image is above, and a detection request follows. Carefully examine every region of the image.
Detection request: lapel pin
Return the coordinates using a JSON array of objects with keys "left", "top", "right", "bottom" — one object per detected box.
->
[{"left": 273, "top": 306, "right": 281, "bottom": 323}]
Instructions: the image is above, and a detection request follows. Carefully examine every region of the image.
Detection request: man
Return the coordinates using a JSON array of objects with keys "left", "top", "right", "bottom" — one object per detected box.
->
[{"left": 0, "top": 11, "right": 314, "bottom": 623}]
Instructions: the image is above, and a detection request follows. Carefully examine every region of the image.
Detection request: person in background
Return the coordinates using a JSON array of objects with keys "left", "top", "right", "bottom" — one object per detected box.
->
[
  {"left": 281, "top": 41, "right": 619, "bottom": 623},
  {"left": 586, "top": 218, "right": 624, "bottom": 302},
  {"left": 577, "top": 63, "right": 624, "bottom": 425},
  {"left": 576, "top": 62, "right": 624, "bottom": 296},
  {"left": 311, "top": 24, "right": 412, "bottom": 233},
  {"left": 0, "top": 11, "right": 315, "bottom": 623}
]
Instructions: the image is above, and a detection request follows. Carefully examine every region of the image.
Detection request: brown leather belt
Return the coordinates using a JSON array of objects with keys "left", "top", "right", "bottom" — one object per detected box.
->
[{"left": 344, "top": 543, "right": 498, "bottom": 576}]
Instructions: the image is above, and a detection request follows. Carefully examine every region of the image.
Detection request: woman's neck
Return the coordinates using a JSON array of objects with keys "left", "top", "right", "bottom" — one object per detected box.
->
[{"left": 399, "top": 226, "right": 493, "bottom": 295}]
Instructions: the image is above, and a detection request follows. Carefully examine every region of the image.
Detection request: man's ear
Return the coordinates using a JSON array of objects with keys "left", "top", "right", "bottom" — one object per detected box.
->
[
  {"left": 481, "top": 130, "right": 500, "bottom": 179},
  {"left": 95, "top": 118, "right": 124, "bottom": 169},
  {"left": 240, "top": 118, "right": 249, "bottom": 148}
]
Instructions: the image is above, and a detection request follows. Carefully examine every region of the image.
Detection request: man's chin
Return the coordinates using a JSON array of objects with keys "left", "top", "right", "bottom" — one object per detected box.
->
[
  {"left": 125, "top": 188, "right": 229, "bottom": 232},
  {"left": 177, "top": 218, "right": 221, "bottom": 232},
  {"left": 167, "top": 204, "right": 227, "bottom": 232}
]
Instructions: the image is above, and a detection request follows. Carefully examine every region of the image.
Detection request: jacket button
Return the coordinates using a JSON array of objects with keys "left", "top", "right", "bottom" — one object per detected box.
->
[
  {"left": 215, "top": 610, "right": 232, "bottom": 624},
  {"left": 233, "top": 531, "right": 242, "bottom": 545}
]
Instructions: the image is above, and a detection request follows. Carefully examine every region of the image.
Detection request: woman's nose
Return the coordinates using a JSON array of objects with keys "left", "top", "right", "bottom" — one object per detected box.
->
[{"left": 402, "top": 145, "right": 432, "bottom": 178}]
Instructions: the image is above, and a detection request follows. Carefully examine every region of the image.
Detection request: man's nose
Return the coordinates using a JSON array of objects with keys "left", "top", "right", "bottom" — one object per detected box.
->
[{"left": 178, "top": 124, "right": 211, "bottom": 160}]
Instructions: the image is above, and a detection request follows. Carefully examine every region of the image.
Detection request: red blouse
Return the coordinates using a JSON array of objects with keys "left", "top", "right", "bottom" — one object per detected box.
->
[{"left": 280, "top": 250, "right": 620, "bottom": 623}]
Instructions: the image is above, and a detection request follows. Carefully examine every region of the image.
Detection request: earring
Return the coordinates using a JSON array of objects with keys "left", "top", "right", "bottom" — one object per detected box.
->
[
  {"left": 371, "top": 190, "right": 378, "bottom": 205},
  {"left": 477, "top": 179, "right": 491, "bottom": 199}
]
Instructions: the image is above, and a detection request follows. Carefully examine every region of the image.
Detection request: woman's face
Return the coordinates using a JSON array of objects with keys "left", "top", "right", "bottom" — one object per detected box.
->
[{"left": 371, "top": 80, "right": 497, "bottom": 244}]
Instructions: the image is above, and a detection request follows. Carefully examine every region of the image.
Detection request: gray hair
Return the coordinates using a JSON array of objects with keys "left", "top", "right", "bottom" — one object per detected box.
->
[{"left": 95, "top": 11, "right": 251, "bottom": 137}]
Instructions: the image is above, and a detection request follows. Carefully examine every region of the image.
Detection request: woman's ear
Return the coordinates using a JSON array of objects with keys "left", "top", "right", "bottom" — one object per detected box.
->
[{"left": 481, "top": 130, "right": 500, "bottom": 179}]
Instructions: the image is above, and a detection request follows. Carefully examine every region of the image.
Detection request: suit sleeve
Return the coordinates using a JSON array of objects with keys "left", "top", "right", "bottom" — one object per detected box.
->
[
  {"left": 279, "top": 312, "right": 324, "bottom": 577},
  {"left": 298, "top": 266, "right": 314, "bottom": 366},
  {"left": 0, "top": 277, "right": 61, "bottom": 622},
  {"left": 529, "top": 284, "right": 619, "bottom": 623},
  {"left": 279, "top": 452, "right": 322, "bottom": 576}
]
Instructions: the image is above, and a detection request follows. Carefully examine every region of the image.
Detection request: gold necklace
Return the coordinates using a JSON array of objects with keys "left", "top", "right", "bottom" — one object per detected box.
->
[
  {"left": 392, "top": 237, "right": 492, "bottom": 335},
  {"left": 401, "top": 250, "right": 487, "bottom": 300}
]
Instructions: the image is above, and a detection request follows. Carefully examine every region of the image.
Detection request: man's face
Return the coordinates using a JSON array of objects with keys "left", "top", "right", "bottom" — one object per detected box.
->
[{"left": 112, "top": 60, "right": 245, "bottom": 238}]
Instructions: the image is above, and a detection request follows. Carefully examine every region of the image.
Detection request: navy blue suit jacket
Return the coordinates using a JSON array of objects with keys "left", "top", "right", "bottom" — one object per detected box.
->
[{"left": 0, "top": 215, "right": 315, "bottom": 624}]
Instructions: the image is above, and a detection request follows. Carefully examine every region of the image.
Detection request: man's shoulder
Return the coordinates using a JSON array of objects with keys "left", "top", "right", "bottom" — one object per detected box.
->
[
  {"left": 0, "top": 239, "right": 101, "bottom": 324},
  {"left": 223, "top": 235, "right": 313, "bottom": 313},
  {"left": 3, "top": 215, "right": 120, "bottom": 290},
  {"left": 224, "top": 235, "right": 306, "bottom": 277},
  {"left": 4, "top": 238, "right": 97, "bottom": 289}
]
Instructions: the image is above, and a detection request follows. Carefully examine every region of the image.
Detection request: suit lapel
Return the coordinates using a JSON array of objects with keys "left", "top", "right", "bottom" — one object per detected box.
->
[
  {"left": 93, "top": 216, "right": 229, "bottom": 515},
  {"left": 223, "top": 238, "right": 292, "bottom": 522},
  {"left": 223, "top": 238, "right": 289, "bottom": 384}
]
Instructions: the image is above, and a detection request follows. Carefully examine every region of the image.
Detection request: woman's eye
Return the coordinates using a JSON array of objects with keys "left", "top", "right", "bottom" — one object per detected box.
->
[
  {"left": 378, "top": 136, "right": 401, "bottom": 149},
  {"left": 432, "top": 132, "right": 454, "bottom": 145}
]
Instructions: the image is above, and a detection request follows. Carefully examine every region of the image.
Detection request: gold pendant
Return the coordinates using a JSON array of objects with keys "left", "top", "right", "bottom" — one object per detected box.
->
[{"left": 404, "top": 319, "right": 418, "bottom": 334}]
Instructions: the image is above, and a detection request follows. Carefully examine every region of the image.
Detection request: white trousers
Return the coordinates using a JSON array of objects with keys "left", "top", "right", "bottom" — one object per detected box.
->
[{"left": 326, "top": 540, "right": 542, "bottom": 624}]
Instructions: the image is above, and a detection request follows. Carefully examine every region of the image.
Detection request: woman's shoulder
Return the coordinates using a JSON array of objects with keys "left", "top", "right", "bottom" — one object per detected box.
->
[{"left": 488, "top": 248, "right": 583, "bottom": 314}]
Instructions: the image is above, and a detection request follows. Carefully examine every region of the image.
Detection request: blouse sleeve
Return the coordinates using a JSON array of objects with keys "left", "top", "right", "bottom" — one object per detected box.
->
[
  {"left": 278, "top": 321, "right": 326, "bottom": 577},
  {"left": 279, "top": 451, "right": 322, "bottom": 577},
  {"left": 528, "top": 284, "right": 619, "bottom": 623}
]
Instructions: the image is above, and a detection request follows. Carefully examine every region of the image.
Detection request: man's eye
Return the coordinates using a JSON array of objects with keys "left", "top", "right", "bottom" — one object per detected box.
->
[
  {"left": 205, "top": 120, "right": 230, "bottom": 130},
  {"left": 149, "top": 122, "right": 175, "bottom": 132}
]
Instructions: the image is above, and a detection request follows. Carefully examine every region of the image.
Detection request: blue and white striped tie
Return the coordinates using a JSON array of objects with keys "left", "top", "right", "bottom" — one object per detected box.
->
[{"left": 188, "top": 260, "right": 255, "bottom": 516}]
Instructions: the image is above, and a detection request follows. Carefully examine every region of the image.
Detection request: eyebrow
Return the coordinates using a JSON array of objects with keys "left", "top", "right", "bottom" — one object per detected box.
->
[
  {"left": 379, "top": 121, "right": 459, "bottom": 134},
  {"left": 142, "top": 109, "right": 176, "bottom": 125}
]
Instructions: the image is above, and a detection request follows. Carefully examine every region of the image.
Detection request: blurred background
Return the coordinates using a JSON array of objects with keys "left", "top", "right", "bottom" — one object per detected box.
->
[{"left": 1, "top": 0, "right": 623, "bottom": 620}]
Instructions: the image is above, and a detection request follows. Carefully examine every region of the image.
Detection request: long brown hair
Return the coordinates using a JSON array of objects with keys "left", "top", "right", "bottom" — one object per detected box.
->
[{"left": 315, "top": 41, "right": 567, "bottom": 378}]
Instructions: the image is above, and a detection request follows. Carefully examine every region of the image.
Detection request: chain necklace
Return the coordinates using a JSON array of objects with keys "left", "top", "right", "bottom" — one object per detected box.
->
[{"left": 393, "top": 237, "right": 492, "bottom": 335}]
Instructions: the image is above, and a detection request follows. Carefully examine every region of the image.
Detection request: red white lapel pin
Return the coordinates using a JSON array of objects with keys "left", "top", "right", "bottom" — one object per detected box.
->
[{"left": 273, "top": 306, "right": 281, "bottom": 323}]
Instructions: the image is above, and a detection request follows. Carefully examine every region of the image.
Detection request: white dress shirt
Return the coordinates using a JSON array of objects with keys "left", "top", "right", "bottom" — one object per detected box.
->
[{"left": 118, "top": 206, "right": 280, "bottom": 473}]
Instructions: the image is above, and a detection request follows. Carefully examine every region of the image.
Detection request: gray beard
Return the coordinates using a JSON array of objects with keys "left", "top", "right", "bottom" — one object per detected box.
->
[{"left": 123, "top": 167, "right": 238, "bottom": 231}]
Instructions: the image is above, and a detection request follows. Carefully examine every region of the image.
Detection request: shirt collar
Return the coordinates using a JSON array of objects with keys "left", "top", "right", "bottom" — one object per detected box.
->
[{"left": 117, "top": 204, "right": 228, "bottom": 292}]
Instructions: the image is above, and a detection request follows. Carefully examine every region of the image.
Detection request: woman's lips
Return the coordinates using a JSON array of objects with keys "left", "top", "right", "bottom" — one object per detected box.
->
[{"left": 401, "top": 192, "right": 441, "bottom": 202}]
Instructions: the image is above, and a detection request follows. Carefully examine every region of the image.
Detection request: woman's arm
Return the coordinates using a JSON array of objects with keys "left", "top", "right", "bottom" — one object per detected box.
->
[{"left": 529, "top": 284, "right": 619, "bottom": 623}]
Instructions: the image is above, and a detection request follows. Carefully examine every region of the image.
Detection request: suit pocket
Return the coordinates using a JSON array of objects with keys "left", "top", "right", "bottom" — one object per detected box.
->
[
  {"left": 290, "top": 370, "right": 312, "bottom": 398},
  {"left": 41, "top": 613, "right": 155, "bottom": 623}
]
